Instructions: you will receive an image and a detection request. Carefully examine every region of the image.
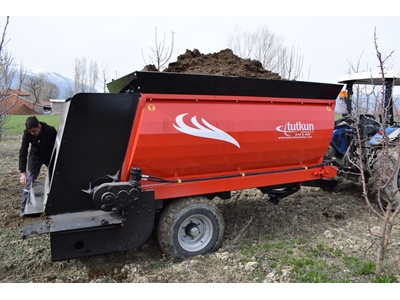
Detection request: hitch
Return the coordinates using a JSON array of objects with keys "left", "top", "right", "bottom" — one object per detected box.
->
[
  {"left": 258, "top": 184, "right": 301, "bottom": 205},
  {"left": 312, "top": 167, "right": 332, "bottom": 178}
]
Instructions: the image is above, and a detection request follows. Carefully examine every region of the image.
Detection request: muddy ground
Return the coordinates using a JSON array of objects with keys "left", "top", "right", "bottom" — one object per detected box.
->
[{"left": 1, "top": 133, "right": 400, "bottom": 283}]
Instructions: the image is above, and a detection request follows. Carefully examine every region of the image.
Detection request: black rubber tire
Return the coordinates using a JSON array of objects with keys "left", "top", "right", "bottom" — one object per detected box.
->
[
  {"left": 157, "top": 197, "right": 224, "bottom": 259},
  {"left": 371, "top": 145, "right": 400, "bottom": 210}
]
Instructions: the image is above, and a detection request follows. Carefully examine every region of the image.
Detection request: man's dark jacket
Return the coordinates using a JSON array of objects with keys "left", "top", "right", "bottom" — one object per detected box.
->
[{"left": 19, "top": 122, "right": 57, "bottom": 174}]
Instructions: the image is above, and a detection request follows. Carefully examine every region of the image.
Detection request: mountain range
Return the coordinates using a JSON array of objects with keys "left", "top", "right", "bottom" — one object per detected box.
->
[{"left": 11, "top": 65, "right": 96, "bottom": 99}]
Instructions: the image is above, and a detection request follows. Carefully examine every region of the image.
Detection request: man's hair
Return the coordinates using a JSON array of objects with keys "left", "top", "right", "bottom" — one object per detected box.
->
[{"left": 25, "top": 116, "right": 40, "bottom": 130}]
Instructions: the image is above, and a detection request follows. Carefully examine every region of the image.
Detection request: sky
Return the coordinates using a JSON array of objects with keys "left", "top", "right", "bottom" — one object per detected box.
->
[{"left": 3, "top": 2, "right": 400, "bottom": 89}]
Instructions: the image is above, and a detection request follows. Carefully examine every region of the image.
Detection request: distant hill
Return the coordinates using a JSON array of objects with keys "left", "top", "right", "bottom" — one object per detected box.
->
[{"left": 10, "top": 65, "right": 96, "bottom": 99}]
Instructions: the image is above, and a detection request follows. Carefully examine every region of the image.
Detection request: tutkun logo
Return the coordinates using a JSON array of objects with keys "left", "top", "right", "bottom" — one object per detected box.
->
[
  {"left": 276, "top": 121, "right": 315, "bottom": 138},
  {"left": 173, "top": 113, "right": 240, "bottom": 148}
]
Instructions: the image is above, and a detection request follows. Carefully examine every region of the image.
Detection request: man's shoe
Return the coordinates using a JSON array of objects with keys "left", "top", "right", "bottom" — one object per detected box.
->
[{"left": 19, "top": 209, "right": 25, "bottom": 217}]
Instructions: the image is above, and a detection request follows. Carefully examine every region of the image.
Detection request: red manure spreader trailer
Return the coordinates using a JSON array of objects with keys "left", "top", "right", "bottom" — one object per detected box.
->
[{"left": 23, "top": 71, "right": 343, "bottom": 261}]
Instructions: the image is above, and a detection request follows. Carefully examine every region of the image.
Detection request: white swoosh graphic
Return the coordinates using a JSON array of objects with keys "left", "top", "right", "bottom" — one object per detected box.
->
[{"left": 173, "top": 113, "right": 240, "bottom": 148}]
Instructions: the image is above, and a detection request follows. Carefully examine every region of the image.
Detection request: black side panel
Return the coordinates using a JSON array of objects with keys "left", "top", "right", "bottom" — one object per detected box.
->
[
  {"left": 50, "top": 190, "right": 155, "bottom": 262},
  {"left": 45, "top": 93, "right": 140, "bottom": 215},
  {"left": 125, "top": 71, "right": 342, "bottom": 100}
]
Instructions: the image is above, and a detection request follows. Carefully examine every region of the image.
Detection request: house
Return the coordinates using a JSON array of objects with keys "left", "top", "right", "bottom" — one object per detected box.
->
[
  {"left": 0, "top": 89, "right": 66, "bottom": 115},
  {"left": 49, "top": 99, "right": 66, "bottom": 115},
  {"left": 34, "top": 100, "right": 52, "bottom": 114},
  {"left": 0, "top": 89, "right": 34, "bottom": 114}
]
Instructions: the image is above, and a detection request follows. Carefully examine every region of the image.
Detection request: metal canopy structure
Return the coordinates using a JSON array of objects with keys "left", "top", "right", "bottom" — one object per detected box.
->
[
  {"left": 337, "top": 70, "right": 400, "bottom": 124},
  {"left": 338, "top": 70, "right": 400, "bottom": 86}
]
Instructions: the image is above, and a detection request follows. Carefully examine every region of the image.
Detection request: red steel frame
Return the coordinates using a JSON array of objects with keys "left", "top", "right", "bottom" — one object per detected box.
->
[{"left": 121, "top": 93, "right": 337, "bottom": 200}]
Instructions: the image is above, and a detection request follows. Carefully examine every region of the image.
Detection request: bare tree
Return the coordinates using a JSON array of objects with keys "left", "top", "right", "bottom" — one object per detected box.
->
[
  {"left": 346, "top": 52, "right": 372, "bottom": 115},
  {"left": 74, "top": 56, "right": 88, "bottom": 93},
  {"left": 333, "top": 28, "right": 400, "bottom": 278},
  {"left": 23, "top": 73, "right": 44, "bottom": 103},
  {"left": 0, "top": 16, "right": 17, "bottom": 140},
  {"left": 97, "top": 63, "right": 109, "bottom": 93},
  {"left": 64, "top": 83, "right": 75, "bottom": 99},
  {"left": 357, "top": 29, "right": 399, "bottom": 277},
  {"left": 0, "top": 60, "right": 26, "bottom": 131},
  {"left": 142, "top": 27, "right": 175, "bottom": 71},
  {"left": 22, "top": 72, "right": 59, "bottom": 104},
  {"left": 343, "top": 51, "right": 399, "bottom": 118},
  {"left": 227, "top": 25, "right": 304, "bottom": 80},
  {"left": 282, "top": 45, "right": 304, "bottom": 81},
  {"left": 88, "top": 59, "right": 98, "bottom": 93},
  {"left": 16, "top": 62, "right": 27, "bottom": 93},
  {"left": 74, "top": 56, "right": 98, "bottom": 93},
  {"left": 228, "top": 26, "right": 279, "bottom": 71},
  {"left": 42, "top": 79, "right": 60, "bottom": 100},
  {"left": 0, "top": 50, "right": 15, "bottom": 91}
]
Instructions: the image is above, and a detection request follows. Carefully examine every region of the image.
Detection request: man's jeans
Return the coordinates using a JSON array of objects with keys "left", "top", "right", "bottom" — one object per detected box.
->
[{"left": 20, "top": 168, "right": 41, "bottom": 212}]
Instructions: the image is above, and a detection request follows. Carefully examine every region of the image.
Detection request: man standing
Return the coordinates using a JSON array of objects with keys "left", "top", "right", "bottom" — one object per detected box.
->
[{"left": 19, "top": 116, "right": 57, "bottom": 216}]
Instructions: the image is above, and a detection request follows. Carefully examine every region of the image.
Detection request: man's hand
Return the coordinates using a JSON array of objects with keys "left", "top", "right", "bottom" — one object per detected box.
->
[{"left": 20, "top": 172, "right": 27, "bottom": 185}]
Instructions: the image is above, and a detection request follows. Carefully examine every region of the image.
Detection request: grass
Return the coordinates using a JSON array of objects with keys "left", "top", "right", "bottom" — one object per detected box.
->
[
  {"left": 3, "top": 115, "right": 61, "bottom": 135},
  {"left": 238, "top": 235, "right": 397, "bottom": 283},
  {"left": 373, "top": 274, "right": 398, "bottom": 283}
]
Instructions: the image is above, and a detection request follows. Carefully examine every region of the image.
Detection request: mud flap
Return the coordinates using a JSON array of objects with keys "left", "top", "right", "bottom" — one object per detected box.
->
[{"left": 49, "top": 190, "right": 155, "bottom": 262}]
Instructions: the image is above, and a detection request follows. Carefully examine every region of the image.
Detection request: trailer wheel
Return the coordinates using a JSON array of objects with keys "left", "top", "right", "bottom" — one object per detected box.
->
[
  {"left": 371, "top": 145, "right": 400, "bottom": 210},
  {"left": 157, "top": 197, "right": 224, "bottom": 259}
]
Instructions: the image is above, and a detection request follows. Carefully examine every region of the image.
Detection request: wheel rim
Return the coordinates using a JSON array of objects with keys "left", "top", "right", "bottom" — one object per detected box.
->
[{"left": 178, "top": 214, "right": 214, "bottom": 252}]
